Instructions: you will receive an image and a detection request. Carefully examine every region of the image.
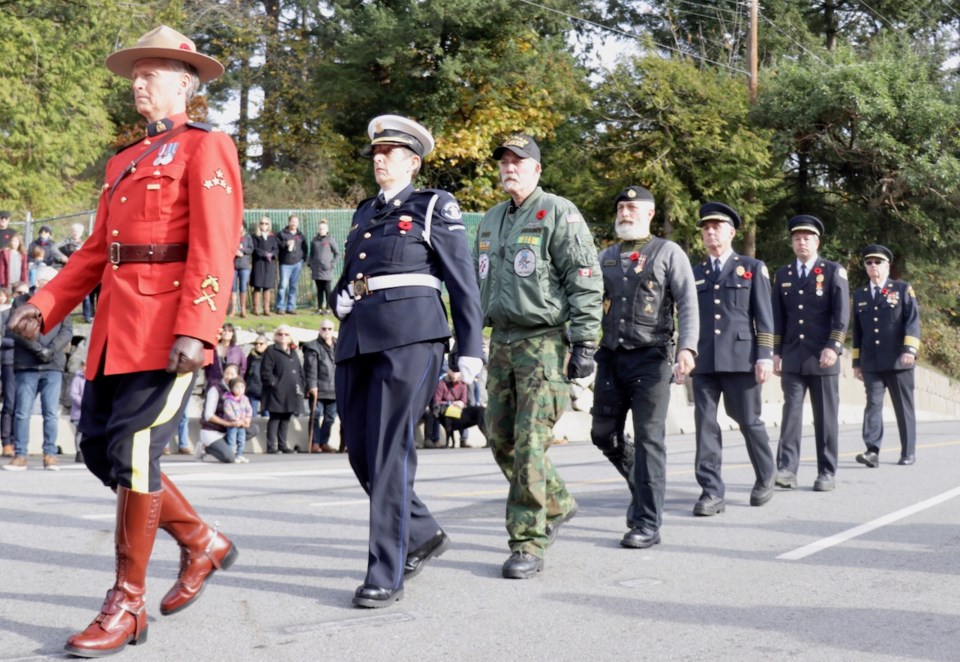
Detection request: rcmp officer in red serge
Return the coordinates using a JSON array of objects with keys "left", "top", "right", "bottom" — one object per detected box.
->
[
  {"left": 852, "top": 244, "right": 921, "bottom": 467},
  {"left": 334, "top": 115, "right": 483, "bottom": 608},
  {"left": 772, "top": 215, "right": 849, "bottom": 492},
  {"left": 8, "top": 26, "right": 242, "bottom": 657},
  {"left": 690, "top": 202, "right": 776, "bottom": 516}
]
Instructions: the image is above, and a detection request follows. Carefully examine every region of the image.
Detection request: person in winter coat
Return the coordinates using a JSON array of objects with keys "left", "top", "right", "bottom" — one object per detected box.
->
[
  {"left": 260, "top": 324, "right": 305, "bottom": 453},
  {"left": 309, "top": 219, "right": 339, "bottom": 314},
  {"left": 251, "top": 218, "right": 279, "bottom": 315},
  {"left": 244, "top": 333, "right": 269, "bottom": 415},
  {"left": 302, "top": 320, "right": 337, "bottom": 452}
]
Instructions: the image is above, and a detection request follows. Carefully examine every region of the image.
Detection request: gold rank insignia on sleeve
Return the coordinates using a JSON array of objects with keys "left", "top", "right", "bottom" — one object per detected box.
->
[
  {"left": 193, "top": 275, "right": 220, "bottom": 311},
  {"left": 203, "top": 169, "right": 233, "bottom": 195}
]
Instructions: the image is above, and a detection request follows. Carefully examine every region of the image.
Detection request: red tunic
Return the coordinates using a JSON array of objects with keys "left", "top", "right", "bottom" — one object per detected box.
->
[{"left": 31, "top": 113, "right": 243, "bottom": 379}]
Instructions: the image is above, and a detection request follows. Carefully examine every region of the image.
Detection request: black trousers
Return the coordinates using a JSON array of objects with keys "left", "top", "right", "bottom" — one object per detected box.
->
[
  {"left": 315, "top": 279, "right": 333, "bottom": 310},
  {"left": 693, "top": 372, "right": 774, "bottom": 498},
  {"left": 335, "top": 341, "right": 444, "bottom": 590},
  {"left": 79, "top": 369, "right": 195, "bottom": 492},
  {"left": 777, "top": 372, "right": 839, "bottom": 477},
  {"left": 862, "top": 369, "right": 916, "bottom": 458}
]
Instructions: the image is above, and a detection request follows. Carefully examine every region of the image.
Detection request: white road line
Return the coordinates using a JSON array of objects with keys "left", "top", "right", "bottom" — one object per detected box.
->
[
  {"left": 778, "top": 485, "right": 960, "bottom": 561},
  {"left": 81, "top": 514, "right": 115, "bottom": 520},
  {"left": 169, "top": 468, "right": 353, "bottom": 482},
  {"left": 310, "top": 499, "right": 369, "bottom": 507}
]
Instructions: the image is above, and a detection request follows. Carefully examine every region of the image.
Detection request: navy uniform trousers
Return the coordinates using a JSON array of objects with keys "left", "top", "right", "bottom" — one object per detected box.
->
[
  {"left": 693, "top": 373, "right": 774, "bottom": 497},
  {"left": 777, "top": 372, "right": 840, "bottom": 477},
  {"left": 862, "top": 369, "right": 916, "bottom": 458},
  {"left": 79, "top": 367, "right": 195, "bottom": 493},
  {"left": 335, "top": 340, "right": 445, "bottom": 591}
]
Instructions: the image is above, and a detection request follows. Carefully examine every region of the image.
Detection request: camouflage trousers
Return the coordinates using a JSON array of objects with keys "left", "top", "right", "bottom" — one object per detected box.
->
[{"left": 486, "top": 332, "right": 576, "bottom": 557}]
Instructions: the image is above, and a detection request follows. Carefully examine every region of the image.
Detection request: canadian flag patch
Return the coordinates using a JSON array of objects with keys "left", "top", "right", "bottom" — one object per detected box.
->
[{"left": 578, "top": 267, "right": 592, "bottom": 277}]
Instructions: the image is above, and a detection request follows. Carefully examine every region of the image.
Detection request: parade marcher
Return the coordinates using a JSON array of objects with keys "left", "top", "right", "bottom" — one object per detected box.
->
[
  {"left": 852, "top": 244, "right": 921, "bottom": 467},
  {"left": 476, "top": 133, "right": 601, "bottom": 578},
  {"left": 772, "top": 215, "right": 850, "bottom": 492},
  {"left": 690, "top": 202, "right": 775, "bottom": 516},
  {"left": 590, "top": 185, "right": 698, "bottom": 549},
  {"left": 334, "top": 115, "right": 483, "bottom": 607},
  {"left": 309, "top": 219, "right": 339, "bottom": 314},
  {"left": 7, "top": 26, "right": 242, "bottom": 657},
  {"left": 276, "top": 214, "right": 308, "bottom": 314}
]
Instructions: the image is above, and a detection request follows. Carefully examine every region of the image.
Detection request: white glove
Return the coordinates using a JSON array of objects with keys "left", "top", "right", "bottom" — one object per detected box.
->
[
  {"left": 457, "top": 356, "right": 483, "bottom": 385},
  {"left": 335, "top": 284, "right": 355, "bottom": 318}
]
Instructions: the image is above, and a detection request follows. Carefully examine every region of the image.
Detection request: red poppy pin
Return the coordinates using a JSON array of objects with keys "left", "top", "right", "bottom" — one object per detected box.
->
[
  {"left": 881, "top": 288, "right": 889, "bottom": 295},
  {"left": 743, "top": 271, "right": 753, "bottom": 280},
  {"left": 398, "top": 220, "right": 413, "bottom": 231},
  {"left": 813, "top": 267, "right": 823, "bottom": 275},
  {"left": 536, "top": 209, "right": 547, "bottom": 220},
  {"left": 629, "top": 252, "right": 640, "bottom": 261}
]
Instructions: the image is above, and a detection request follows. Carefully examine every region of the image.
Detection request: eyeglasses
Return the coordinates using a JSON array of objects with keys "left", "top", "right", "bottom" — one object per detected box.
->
[
  {"left": 321, "top": 327, "right": 334, "bottom": 331},
  {"left": 255, "top": 341, "right": 267, "bottom": 345},
  {"left": 864, "top": 259, "right": 885, "bottom": 266},
  {"left": 276, "top": 332, "right": 290, "bottom": 337}
]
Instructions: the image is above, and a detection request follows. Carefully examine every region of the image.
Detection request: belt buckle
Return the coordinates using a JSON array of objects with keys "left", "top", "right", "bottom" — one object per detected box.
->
[
  {"left": 109, "top": 242, "right": 121, "bottom": 265},
  {"left": 352, "top": 276, "right": 369, "bottom": 299}
]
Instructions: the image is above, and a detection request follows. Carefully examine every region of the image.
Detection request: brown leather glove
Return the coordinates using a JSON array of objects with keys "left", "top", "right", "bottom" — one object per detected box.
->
[
  {"left": 166, "top": 336, "right": 205, "bottom": 374},
  {"left": 7, "top": 303, "right": 43, "bottom": 340}
]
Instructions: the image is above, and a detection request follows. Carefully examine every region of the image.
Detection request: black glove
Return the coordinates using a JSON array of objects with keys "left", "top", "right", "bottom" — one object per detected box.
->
[
  {"left": 567, "top": 342, "right": 597, "bottom": 380},
  {"left": 35, "top": 347, "right": 54, "bottom": 363},
  {"left": 166, "top": 336, "right": 206, "bottom": 374}
]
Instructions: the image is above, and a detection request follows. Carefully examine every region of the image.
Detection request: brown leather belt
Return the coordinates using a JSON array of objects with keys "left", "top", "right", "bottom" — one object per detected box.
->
[{"left": 109, "top": 242, "right": 188, "bottom": 265}]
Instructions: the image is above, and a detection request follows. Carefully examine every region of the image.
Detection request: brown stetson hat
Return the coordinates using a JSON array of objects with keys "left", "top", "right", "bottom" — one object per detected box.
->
[{"left": 105, "top": 25, "right": 224, "bottom": 83}]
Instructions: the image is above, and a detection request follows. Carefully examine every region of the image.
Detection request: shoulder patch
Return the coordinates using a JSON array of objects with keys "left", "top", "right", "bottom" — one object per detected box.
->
[
  {"left": 761, "top": 264, "right": 770, "bottom": 279},
  {"left": 837, "top": 267, "right": 848, "bottom": 280},
  {"left": 566, "top": 213, "right": 583, "bottom": 224},
  {"left": 907, "top": 285, "right": 915, "bottom": 297},
  {"left": 441, "top": 200, "right": 462, "bottom": 220}
]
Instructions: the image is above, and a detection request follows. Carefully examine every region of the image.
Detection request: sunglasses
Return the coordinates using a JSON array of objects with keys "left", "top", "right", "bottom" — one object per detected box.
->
[
  {"left": 321, "top": 327, "right": 334, "bottom": 331},
  {"left": 864, "top": 260, "right": 885, "bottom": 266}
]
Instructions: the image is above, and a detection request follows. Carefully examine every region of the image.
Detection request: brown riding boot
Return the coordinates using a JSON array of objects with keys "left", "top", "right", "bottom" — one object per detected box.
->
[
  {"left": 158, "top": 473, "right": 238, "bottom": 615},
  {"left": 239, "top": 293, "right": 248, "bottom": 318},
  {"left": 263, "top": 290, "right": 273, "bottom": 316},
  {"left": 252, "top": 291, "right": 262, "bottom": 315},
  {"left": 64, "top": 487, "right": 163, "bottom": 658}
]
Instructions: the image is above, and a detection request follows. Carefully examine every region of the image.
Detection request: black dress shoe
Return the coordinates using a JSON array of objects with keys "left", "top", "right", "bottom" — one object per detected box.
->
[
  {"left": 750, "top": 477, "right": 775, "bottom": 507},
  {"left": 280, "top": 446, "right": 295, "bottom": 454},
  {"left": 546, "top": 505, "right": 578, "bottom": 545},
  {"left": 404, "top": 530, "right": 450, "bottom": 580},
  {"left": 353, "top": 584, "right": 403, "bottom": 608},
  {"left": 897, "top": 455, "right": 915, "bottom": 465},
  {"left": 856, "top": 450, "right": 880, "bottom": 468},
  {"left": 266, "top": 448, "right": 279, "bottom": 454},
  {"left": 692, "top": 495, "right": 725, "bottom": 516},
  {"left": 813, "top": 473, "right": 836, "bottom": 492},
  {"left": 501, "top": 551, "right": 543, "bottom": 579},
  {"left": 620, "top": 527, "right": 661, "bottom": 549}
]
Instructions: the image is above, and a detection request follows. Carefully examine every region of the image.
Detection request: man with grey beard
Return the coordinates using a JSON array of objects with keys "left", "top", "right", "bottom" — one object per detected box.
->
[{"left": 590, "top": 185, "right": 698, "bottom": 549}]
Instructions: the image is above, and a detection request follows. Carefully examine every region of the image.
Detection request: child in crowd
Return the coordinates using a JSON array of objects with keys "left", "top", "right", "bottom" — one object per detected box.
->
[{"left": 223, "top": 376, "right": 253, "bottom": 463}]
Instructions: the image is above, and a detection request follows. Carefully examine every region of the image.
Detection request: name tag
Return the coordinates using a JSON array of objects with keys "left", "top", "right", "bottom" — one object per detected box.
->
[
  {"left": 695, "top": 279, "right": 705, "bottom": 285},
  {"left": 603, "top": 259, "right": 617, "bottom": 266},
  {"left": 857, "top": 301, "right": 868, "bottom": 307},
  {"left": 781, "top": 282, "right": 792, "bottom": 288},
  {"left": 146, "top": 183, "right": 161, "bottom": 190}
]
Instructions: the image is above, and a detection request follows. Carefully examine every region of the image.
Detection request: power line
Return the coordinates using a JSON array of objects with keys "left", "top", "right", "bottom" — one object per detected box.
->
[{"left": 513, "top": 0, "right": 749, "bottom": 74}]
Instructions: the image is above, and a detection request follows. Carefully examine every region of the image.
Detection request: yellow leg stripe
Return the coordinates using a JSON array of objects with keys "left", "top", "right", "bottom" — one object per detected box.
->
[{"left": 130, "top": 373, "right": 194, "bottom": 493}]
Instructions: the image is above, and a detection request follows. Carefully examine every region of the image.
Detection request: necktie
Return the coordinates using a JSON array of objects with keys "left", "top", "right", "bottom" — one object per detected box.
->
[
  {"left": 714, "top": 258, "right": 721, "bottom": 275},
  {"left": 873, "top": 285, "right": 880, "bottom": 301},
  {"left": 800, "top": 264, "right": 807, "bottom": 281},
  {"left": 373, "top": 193, "right": 386, "bottom": 211}
]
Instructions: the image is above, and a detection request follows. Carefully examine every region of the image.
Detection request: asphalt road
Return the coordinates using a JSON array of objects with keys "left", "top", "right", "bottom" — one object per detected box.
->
[{"left": 1, "top": 420, "right": 958, "bottom": 661}]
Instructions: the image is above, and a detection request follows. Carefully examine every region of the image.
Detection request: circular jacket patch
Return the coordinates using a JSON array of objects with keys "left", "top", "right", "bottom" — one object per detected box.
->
[
  {"left": 513, "top": 248, "right": 536, "bottom": 277},
  {"left": 478, "top": 253, "right": 489, "bottom": 280},
  {"left": 441, "top": 200, "right": 462, "bottom": 220}
]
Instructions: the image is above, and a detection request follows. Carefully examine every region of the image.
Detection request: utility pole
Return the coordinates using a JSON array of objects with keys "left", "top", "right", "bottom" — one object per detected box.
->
[{"left": 744, "top": 0, "right": 759, "bottom": 257}]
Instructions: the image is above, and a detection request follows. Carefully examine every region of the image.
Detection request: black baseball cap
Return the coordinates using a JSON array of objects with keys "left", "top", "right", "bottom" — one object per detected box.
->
[{"left": 492, "top": 134, "right": 541, "bottom": 163}]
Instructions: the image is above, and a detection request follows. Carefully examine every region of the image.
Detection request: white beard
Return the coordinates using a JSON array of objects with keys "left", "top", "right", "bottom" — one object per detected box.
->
[{"left": 615, "top": 222, "right": 646, "bottom": 241}]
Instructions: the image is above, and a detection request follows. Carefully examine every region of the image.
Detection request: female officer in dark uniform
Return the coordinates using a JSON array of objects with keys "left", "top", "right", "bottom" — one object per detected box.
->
[{"left": 334, "top": 115, "right": 483, "bottom": 608}]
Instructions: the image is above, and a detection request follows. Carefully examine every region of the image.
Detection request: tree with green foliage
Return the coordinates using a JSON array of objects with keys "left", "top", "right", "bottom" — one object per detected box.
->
[{"left": 586, "top": 54, "right": 779, "bottom": 249}]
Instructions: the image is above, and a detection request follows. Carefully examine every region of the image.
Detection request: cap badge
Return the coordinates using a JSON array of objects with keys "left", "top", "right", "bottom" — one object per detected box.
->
[{"left": 627, "top": 189, "right": 637, "bottom": 198}]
